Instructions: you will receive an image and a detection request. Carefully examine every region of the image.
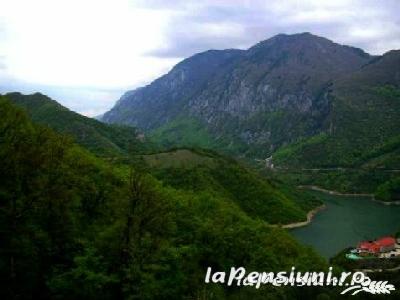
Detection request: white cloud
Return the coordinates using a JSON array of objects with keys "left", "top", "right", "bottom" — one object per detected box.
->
[
  {"left": 0, "top": 0, "right": 179, "bottom": 88},
  {"left": 0, "top": 0, "right": 399, "bottom": 116}
]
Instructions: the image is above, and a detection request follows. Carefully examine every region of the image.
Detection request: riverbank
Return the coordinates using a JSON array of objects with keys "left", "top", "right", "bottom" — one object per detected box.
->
[
  {"left": 271, "top": 204, "right": 327, "bottom": 229},
  {"left": 297, "top": 185, "right": 400, "bottom": 205}
]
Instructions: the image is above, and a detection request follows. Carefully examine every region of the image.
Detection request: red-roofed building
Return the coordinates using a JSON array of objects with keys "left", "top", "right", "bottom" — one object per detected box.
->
[{"left": 357, "top": 236, "right": 396, "bottom": 254}]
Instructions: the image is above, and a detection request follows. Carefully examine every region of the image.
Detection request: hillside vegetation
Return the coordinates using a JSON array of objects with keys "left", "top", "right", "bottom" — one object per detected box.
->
[
  {"left": 101, "top": 34, "right": 400, "bottom": 200},
  {"left": 142, "top": 148, "right": 321, "bottom": 224},
  {"left": 272, "top": 52, "right": 400, "bottom": 200},
  {"left": 1, "top": 96, "right": 331, "bottom": 299},
  {"left": 5, "top": 92, "right": 149, "bottom": 157}
]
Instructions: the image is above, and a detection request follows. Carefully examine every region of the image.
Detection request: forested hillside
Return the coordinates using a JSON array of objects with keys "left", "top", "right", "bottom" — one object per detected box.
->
[
  {"left": 142, "top": 148, "right": 321, "bottom": 224},
  {"left": 1, "top": 96, "right": 330, "bottom": 299},
  {"left": 274, "top": 51, "right": 400, "bottom": 168},
  {"left": 272, "top": 51, "right": 400, "bottom": 200},
  {"left": 6, "top": 92, "right": 322, "bottom": 221},
  {"left": 4, "top": 92, "right": 149, "bottom": 157}
]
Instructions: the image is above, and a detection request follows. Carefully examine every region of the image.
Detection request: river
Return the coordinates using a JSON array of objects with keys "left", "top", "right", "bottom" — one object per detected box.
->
[{"left": 291, "top": 191, "right": 400, "bottom": 259}]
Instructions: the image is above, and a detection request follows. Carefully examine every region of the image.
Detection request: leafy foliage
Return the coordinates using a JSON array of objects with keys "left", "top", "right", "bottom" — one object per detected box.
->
[
  {"left": 0, "top": 96, "right": 328, "bottom": 299},
  {"left": 144, "top": 149, "right": 323, "bottom": 224},
  {"left": 375, "top": 177, "right": 400, "bottom": 202},
  {"left": 149, "top": 117, "right": 216, "bottom": 150}
]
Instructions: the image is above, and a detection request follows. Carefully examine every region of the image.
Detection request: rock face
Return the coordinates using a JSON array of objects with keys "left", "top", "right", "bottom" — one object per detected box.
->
[
  {"left": 273, "top": 50, "right": 400, "bottom": 168},
  {"left": 102, "top": 33, "right": 373, "bottom": 157},
  {"left": 103, "top": 49, "right": 245, "bottom": 130}
]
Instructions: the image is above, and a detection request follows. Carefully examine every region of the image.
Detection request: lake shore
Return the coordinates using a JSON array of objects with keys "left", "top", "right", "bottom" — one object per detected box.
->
[
  {"left": 271, "top": 184, "right": 400, "bottom": 231},
  {"left": 271, "top": 204, "right": 327, "bottom": 229},
  {"left": 290, "top": 189, "right": 400, "bottom": 258},
  {"left": 297, "top": 185, "right": 400, "bottom": 206}
]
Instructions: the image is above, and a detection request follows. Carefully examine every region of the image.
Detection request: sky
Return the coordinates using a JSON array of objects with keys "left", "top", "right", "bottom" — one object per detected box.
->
[{"left": 0, "top": 0, "right": 399, "bottom": 116}]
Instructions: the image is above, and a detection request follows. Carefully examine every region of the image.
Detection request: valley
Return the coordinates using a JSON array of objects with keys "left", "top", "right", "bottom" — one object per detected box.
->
[
  {"left": 1, "top": 31, "right": 399, "bottom": 299},
  {"left": 102, "top": 33, "right": 400, "bottom": 204}
]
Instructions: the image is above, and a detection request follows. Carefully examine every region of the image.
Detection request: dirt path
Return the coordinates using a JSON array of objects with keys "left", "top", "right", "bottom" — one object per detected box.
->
[{"left": 271, "top": 204, "right": 327, "bottom": 229}]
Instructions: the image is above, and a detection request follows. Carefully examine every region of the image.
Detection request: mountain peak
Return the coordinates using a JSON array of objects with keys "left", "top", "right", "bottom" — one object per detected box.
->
[
  {"left": 251, "top": 32, "right": 354, "bottom": 51},
  {"left": 246, "top": 32, "right": 370, "bottom": 69},
  {"left": 103, "top": 33, "right": 374, "bottom": 147},
  {"left": 252, "top": 32, "right": 326, "bottom": 47},
  {"left": 274, "top": 32, "right": 318, "bottom": 39}
]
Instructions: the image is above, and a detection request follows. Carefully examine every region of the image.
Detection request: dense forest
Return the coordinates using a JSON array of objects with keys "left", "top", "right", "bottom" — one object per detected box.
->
[
  {"left": 5, "top": 92, "right": 152, "bottom": 157},
  {"left": 1, "top": 96, "right": 337, "bottom": 299}
]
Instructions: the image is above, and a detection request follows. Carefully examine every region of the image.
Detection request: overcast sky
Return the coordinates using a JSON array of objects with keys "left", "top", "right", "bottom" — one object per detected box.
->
[{"left": 0, "top": 0, "right": 399, "bottom": 116}]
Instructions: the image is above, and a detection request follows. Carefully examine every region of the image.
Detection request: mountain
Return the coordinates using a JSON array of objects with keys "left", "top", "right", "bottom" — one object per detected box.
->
[
  {"left": 274, "top": 50, "right": 400, "bottom": 168},
  {"left": 5, "top": 92, "right": 148, "bottom": 157},
  {"left": 101, "top": 33, "right": 400, "bottom": 198},
  {"left": 102, "top": 33, "right": 372, "bottom": 157},
  {"left": 271, "top": 50, "right": 400, "bottom": 199}
]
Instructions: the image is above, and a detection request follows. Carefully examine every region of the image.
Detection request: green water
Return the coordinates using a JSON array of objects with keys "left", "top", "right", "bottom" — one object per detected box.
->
[{"left": 291, "top": 192, "right": 400, "bottom": 258}]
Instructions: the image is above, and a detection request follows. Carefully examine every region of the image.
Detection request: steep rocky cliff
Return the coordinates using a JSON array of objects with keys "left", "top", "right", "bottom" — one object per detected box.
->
[
  {"left": 103, "top": 33, "right": 378, "bottom": 159},
  {"left": 274, "top": 50, "right": 400, "bottom": 167}
]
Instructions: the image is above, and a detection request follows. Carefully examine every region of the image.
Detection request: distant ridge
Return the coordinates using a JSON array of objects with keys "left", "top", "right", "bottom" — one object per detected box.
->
[{"left": 5, "top": 92, "right": 145, "bottom": 157}]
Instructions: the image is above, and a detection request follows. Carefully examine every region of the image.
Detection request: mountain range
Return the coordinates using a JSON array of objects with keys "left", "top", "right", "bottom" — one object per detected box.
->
[{"left": 102, "top": 32, "right": 400, "bottom": 170}]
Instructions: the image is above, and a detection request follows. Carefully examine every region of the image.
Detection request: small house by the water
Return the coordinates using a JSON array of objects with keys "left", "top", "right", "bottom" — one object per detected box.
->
[
  {"left": 357, "top": 236, "right": 396, "bottom": 254},
  {"left": 346, "top": 236, "right": 400, "bottom": 260}
]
